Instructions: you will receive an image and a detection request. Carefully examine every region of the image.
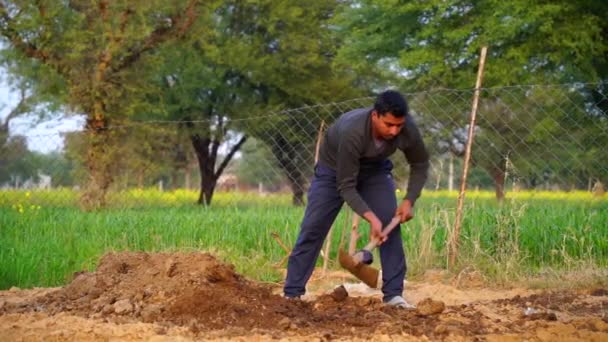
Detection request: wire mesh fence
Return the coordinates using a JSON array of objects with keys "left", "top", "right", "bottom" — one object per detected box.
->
[{"left": 1, "top": 83, "right": 606, "bottom": 208}]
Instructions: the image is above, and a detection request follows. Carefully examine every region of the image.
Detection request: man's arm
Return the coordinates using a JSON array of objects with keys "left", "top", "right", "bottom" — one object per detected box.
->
[{"left": 402, "top": 123, "right": 430, "bottom": 206}]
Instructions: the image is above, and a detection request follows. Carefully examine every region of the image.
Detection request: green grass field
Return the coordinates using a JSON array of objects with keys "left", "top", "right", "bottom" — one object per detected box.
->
[{"left": 1, "top": 189, "right": 607, "bottom": 290}]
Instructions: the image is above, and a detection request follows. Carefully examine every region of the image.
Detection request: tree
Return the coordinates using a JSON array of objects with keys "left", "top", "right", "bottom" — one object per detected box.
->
[
  {"left": 0, "top": 135, "right": 30, "bottom": 186},
  {"left": 146, "top": 0, "right": 364, "bottom": 206},
  {"left": 0, "top": 0, "right": 218, "bottom": 209},
  {"left": 335, "top": 0, "right": 608, "bottom": 198},
  {"left": 149, "top": 43, "right": 253, "bottom": 205},
  {"left": 208, "top": 0, "right": 363, "bottom": 205}
]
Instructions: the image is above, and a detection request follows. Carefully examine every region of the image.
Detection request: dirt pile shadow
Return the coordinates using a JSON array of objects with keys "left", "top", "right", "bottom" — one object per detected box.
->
[{"left": 2, "top": 252, "right": 607, "bottom": 340}]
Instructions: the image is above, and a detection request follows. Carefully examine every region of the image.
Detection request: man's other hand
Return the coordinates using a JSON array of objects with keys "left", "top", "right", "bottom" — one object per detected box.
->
[
  {"left": 363, "top": 211, "right": 387, "bottom": 245},
  {"left": 396, "top": 199, "right": 414, "bottom": 223}
]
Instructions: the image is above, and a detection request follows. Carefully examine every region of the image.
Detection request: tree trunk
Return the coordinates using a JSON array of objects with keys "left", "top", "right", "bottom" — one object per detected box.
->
[
  {"left": 191, "top": 135, "right": 215, "bottom": 205},
  {"left": 291, "top": 182, "right": 305, "bottom": 206},
  {"left": 271, "top": 137, "right": 307, "bottom": 206},
  {"left": 492, "top": 168, "right": 505, "bottom": 202},
  {"left": 79, "top": 117, "right": 113, "bottom": 210},
  {"left": 191, "top": 132, "right": 248, "bottom": 206}
]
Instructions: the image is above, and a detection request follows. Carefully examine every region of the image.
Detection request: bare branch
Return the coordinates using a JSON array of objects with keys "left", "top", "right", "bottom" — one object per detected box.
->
[
  {"left": 1, "top": 87, "right": 31, "bottom": 133},
  {"left": 111, "top": 0, "right": 200, "bottom": 73},
  {"left": 210, "top": 116, "right": 224, "bottom": 162},
  {"left": 215, "top": 135, "right": 248, "bottom": 180}
]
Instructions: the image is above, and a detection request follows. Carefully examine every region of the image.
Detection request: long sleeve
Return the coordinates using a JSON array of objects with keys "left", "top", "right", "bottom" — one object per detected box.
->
[
  {"left": 336, "top": 134, "right": 370, "bottom": 216},
  {"left": 402, "top": 124, "right": 430, "bottom": 205}
]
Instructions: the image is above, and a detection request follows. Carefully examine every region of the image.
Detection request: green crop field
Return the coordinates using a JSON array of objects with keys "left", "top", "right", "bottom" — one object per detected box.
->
[{"left": 1, "top": 189, "right": 607, "bottom": 290}]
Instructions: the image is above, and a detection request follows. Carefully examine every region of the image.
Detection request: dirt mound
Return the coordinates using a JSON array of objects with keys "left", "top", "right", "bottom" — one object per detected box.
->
[
  {"left": 32, "top": 253, "right": 293, "bottom": 327},
  {"left": 2, "top": 252, "right": 608, "bottom": 340}
]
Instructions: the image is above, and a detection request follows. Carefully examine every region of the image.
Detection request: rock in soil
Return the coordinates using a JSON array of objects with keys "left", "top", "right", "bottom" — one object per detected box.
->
[
  {"left": 113, "top": 299, "right": 133, "bottom": 315},
  {"left": 416, "top": 298, "right": 445, "bottom": 316},
  {"left": 331, "top": 285, "right": 348, "bottom": 302}
]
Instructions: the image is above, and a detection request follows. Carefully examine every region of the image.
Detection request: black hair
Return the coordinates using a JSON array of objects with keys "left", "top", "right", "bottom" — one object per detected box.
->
[{"left": 373, "top": 90, "right": 408, "bottom": 117}]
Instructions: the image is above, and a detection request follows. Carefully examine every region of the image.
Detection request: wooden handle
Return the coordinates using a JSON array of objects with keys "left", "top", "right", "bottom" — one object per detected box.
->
[{"left": 362, "top": 217, "right": 401, "bottom": 251}]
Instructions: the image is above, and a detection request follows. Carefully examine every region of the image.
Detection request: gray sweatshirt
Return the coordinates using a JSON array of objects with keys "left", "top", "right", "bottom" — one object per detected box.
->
[{"left": 318, "top": 108, "right": 430, "bottom": 216}]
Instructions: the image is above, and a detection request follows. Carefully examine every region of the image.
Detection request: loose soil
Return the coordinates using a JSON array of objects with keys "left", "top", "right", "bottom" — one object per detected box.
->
[{"left": 1, "top": 252, "right": 607, "bottom": 341}]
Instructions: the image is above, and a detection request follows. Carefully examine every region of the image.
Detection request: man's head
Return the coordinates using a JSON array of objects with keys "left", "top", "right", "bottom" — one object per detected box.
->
[{"left": 371, "top": 90, "right": 408, "bottom": 140}]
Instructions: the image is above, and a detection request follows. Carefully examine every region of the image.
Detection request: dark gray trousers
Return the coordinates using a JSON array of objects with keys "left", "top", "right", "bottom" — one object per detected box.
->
[{"left": 283, "top": 161, "right": 406, "bottom": 302}]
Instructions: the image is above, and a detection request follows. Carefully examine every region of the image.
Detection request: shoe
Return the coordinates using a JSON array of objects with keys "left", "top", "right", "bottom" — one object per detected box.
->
[
  {"left": 385, "top": 295, "right": 416, "bottom": 309},
  {"left": 283, "top": 294, "right": 302, "bottom": 301}
]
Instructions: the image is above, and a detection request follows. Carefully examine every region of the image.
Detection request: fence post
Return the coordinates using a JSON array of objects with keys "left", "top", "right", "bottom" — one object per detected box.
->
[{"left": 449, "top": 46, "right": 488, "bottom": 268}]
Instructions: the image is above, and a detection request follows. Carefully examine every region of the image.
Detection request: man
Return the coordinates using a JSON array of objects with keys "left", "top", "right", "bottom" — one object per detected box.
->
[{"left": 283, "top": 90, "right": 430, "bottom": 308}]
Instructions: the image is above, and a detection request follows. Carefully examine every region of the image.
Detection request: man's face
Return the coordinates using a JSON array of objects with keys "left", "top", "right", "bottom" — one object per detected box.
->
[{"left": 371, "top": 111, "right": 405, "bottom": 140}]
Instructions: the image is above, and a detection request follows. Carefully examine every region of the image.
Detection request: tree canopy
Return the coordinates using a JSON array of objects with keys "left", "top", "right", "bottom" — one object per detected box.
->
[{"left": 335, "top": 0, "right": 607, "bottom": 89}]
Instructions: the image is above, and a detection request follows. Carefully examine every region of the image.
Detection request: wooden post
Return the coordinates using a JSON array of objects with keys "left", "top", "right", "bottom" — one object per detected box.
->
[
  {"left": 314, "top": 120, "right": 325, "bottom": 163},
  {"left": 348, "top": 214, "right": 361, "bottom": 255},
  {"left": 336, "top": 208, "right": 352, "bottom": 264},
  {"left": 322, "top": 221, "right": 334, "bottom": 275},
  {"left": 449, "top": 46, "right": 488, "bottom": 267}
]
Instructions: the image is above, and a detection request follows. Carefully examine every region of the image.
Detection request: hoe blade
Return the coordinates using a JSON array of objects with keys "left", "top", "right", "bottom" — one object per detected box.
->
[{"left": 338, "top": 249, "right": 379, "bottom": 288}]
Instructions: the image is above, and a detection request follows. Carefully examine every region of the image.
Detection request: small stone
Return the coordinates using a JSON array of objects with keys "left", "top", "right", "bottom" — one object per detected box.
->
[
  {"left": 9, "top": 286, "right": 20, "bottom": 291},
  {"left": 165, "top": 259, "right": 177, "bottom": 277},
  {"left": 331, "top": 285, "right": 348, "bottom": 302},
  {"left": 113, "top": 299, "right": 133, "bottom": 315},
  {"left": 416, "top": 298, "right": 445, "bottom": 316}
]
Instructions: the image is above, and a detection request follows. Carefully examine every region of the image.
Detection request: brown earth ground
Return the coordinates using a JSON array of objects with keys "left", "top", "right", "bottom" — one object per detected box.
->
[{"left": 0, "top": 252, "right": 607, "bottom": 341}]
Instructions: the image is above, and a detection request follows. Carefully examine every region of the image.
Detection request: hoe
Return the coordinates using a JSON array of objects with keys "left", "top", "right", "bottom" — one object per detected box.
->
[{"left": 338, "top": 217, "right": 400, "bottom": 288}]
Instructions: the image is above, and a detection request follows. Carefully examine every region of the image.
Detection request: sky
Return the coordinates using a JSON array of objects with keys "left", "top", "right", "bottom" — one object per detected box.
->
[{"left": 0, "top": 69, "right": 85, "bottom": 154}]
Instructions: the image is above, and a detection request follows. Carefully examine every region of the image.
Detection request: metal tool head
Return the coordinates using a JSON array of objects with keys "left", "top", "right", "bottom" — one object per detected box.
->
[{"left": 338, "top": 248, "right": 379, "bottom": 288}]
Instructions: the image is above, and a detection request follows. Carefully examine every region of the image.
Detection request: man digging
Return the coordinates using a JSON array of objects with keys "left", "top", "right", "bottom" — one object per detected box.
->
[{"left": 283, "top": 90, "right": 430, "bottom": 308}]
